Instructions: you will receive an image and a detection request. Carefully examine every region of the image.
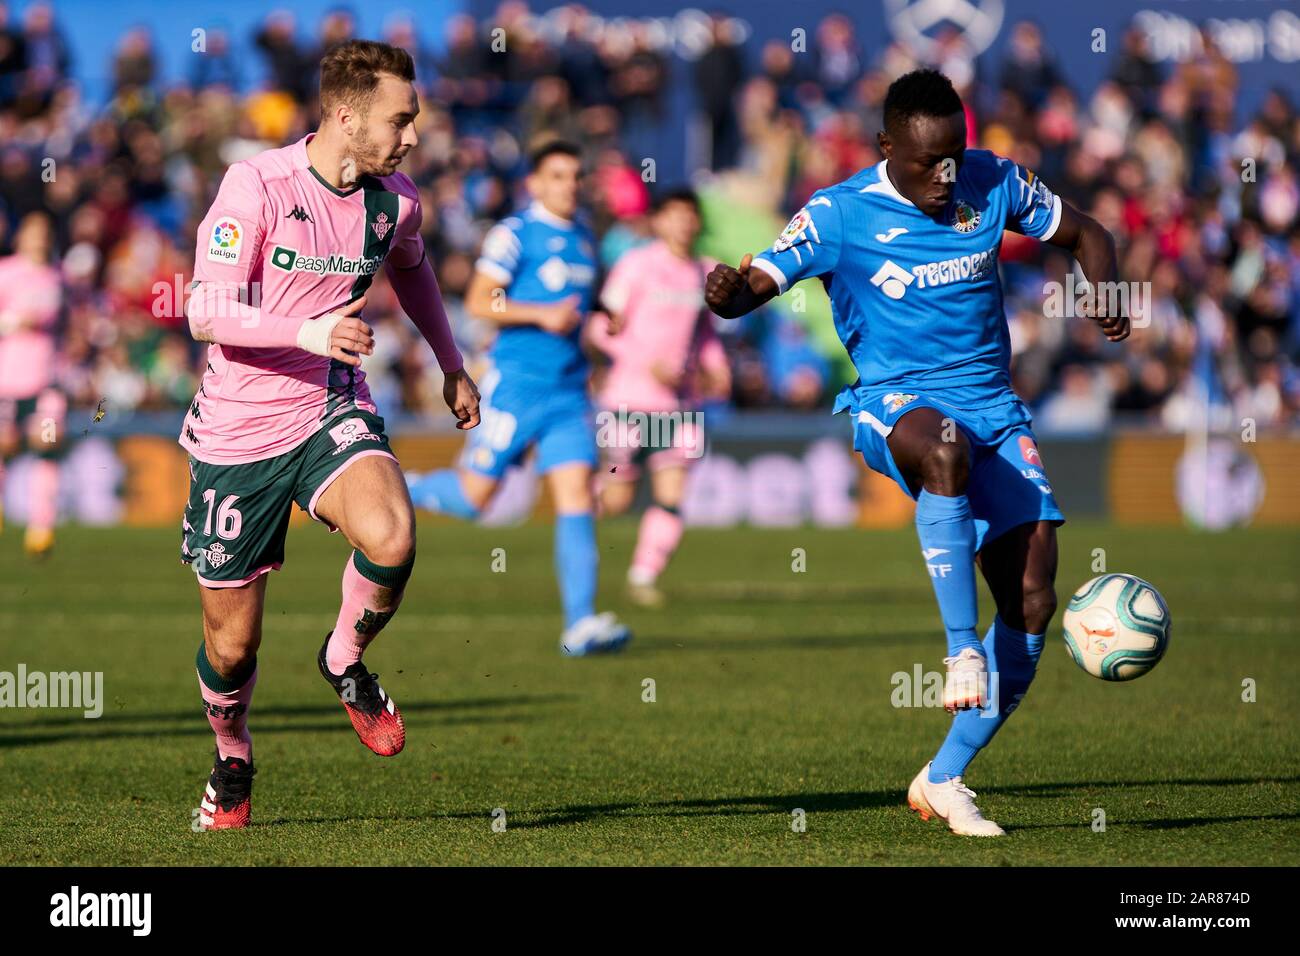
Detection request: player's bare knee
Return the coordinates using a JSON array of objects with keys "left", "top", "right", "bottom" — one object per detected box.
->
[
  {"left": 204, "top": 632, "right": 258, "bottom": 678},
  {"left": 919, "top": 440, "right": 969, "bottom": 494},
  {"left": 358, "top": 512, "right": 415, "bottom": 567}
]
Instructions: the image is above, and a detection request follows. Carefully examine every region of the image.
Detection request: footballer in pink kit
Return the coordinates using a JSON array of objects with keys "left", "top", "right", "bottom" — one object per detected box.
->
[
  {"left": 180, "top": 41, "right": 480, "bottom": 829},
  {"left": 587, "top": 190, "right": 730, "bottom": 607},
  {"left": 0, "top": 212, "right": 65, "bottom": 559}
]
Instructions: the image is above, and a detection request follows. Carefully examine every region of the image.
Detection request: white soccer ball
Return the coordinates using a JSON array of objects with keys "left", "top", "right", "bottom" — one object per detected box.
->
[{"left": 1061, "top": 573, "right": 1171, "bottom": 681}]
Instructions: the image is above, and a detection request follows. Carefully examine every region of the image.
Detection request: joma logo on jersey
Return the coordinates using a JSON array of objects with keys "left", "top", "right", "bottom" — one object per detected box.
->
[{"left": 269, "top": 246, "right": 383, "bottom": 276}]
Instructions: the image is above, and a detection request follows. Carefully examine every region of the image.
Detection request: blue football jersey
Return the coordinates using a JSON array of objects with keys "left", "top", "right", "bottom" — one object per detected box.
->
[
  {"left": 752, "top": 150, "right": 1062, "bottom": 413},
  {"left": 475, "top": 200, "right": 599, "bottom": 389}
]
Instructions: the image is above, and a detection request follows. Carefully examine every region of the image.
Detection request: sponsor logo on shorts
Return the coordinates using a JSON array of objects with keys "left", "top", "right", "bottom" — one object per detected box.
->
[
  {"left": 207, "top": 218, "right": 242, "bottom": 263},
  {"left": 328, "top": 417, "right": 383, "bottom": 455},
  {"left": 1019, "top": 436, "right": 1041, "bottom": 464}
]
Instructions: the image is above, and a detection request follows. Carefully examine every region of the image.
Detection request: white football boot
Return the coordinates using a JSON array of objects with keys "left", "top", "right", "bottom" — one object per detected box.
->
[
  {"left": 560, "top": 612, "right": 632, "bottom": 656},
  {"left": 942, "top": 646, "right": 988, "bottom": 713},
  {"left": 907, "top": 762, "right": 1005, "bottom": 836}
]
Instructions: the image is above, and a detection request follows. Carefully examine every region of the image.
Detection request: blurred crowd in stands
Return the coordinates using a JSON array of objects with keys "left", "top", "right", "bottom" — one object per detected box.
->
[{"left": 0, "top": 1, "right": 1297, "bottom": 431}]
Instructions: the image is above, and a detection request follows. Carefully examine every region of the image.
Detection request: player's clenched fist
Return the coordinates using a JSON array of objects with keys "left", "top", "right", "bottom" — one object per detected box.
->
[
  {"left": 1077, "top": 284, "right": 1131, "bottom": 343},
  {"left": 297, "top": 295, "right": 374, "bottom": 366},
  {"left": 538, "top": 294, "right": 583, "bottom": 335},
  {"left": 705, "top": 253, "right": 752, "bottom": 313},
  {"left": 443, "top": 366, "right": 481, "bottom": 431}
]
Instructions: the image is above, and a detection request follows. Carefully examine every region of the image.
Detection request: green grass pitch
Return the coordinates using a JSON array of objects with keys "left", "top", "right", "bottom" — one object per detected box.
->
[{"left": 1, "top": 520, "right": 1296, "bottom": 865}]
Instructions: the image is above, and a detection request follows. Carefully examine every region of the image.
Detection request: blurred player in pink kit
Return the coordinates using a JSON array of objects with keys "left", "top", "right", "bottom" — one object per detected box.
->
[
  {"left": 587, "top": 190, "right": 731, "bottom": 607},
  {"left": 0, "top": 211, "right": 65, "bottom": 559},
  {"left": 180, "top": 41, "right": 480, "bottom": 829}
]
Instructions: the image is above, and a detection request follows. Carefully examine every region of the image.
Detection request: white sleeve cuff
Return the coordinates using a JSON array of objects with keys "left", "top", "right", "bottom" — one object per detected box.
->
[
  {"left": 1039, "top": 195, "right": 1063, "bottom": 242},
  {"left": 751, "top": 256, "right": 789, "bottom": 294}
]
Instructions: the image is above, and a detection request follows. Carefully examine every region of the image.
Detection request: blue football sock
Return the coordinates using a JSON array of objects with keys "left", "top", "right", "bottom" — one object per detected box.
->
[
  {"left": 408, "top": 469, "right": 480, "bottom": 520},
  {"left": 929, "top": 616, "right": 1044, "bottom": 783},
  {"left": 554, "top": 511, "right": 597, "bottom": 629},
  {"left": 915, "top": 489, "right": 981, "bottom": 657}
]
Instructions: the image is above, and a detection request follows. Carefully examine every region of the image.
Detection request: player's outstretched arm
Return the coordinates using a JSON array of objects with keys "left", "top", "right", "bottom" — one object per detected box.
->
[
  {"left": 1046, "top": 202, "right": 1130, "bottom": 342},
  {"left": 705, "top": 254, "right": 779, "bottom": 319}
]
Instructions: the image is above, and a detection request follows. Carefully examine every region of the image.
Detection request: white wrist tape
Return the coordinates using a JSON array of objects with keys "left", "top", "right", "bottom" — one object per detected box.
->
[{"left": 296, "top": 310, "right": 345, "bottom": 357}]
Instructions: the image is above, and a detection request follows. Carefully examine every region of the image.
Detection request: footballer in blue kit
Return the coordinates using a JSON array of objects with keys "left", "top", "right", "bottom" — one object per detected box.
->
[
  {"left": 706, "top": 71, "right": 1130, "bottom": 835},
  {"left": 407, "top": 141, "right": 632, "bottom": 655}
]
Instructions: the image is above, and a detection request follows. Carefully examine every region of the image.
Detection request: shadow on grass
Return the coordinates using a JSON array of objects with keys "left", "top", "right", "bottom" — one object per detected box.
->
[
  {"left": 0, "top": 693, "right": 574, "bottom": 748},
  {"left": 256, "top": 775, "right": 1300, "bottom": 830}
]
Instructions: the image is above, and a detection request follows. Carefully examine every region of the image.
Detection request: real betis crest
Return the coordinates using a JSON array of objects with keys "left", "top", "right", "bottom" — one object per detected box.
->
[
  {"left": 371, "top": 211, "right": 392, "bottom": 241},
  {"left": 950, "top": 199, "right": 980, "bottom": 233}
]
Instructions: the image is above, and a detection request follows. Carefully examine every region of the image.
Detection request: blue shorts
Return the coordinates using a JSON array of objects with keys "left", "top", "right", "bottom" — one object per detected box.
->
[
  {"left": 461, "top": 366, "right": 598, "bottom": 479},
  {"left": 848, "top": 389, "right": 1065, "bottom": 551}
]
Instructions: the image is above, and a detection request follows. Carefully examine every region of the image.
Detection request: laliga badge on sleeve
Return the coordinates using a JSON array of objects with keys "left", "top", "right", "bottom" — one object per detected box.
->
[{"left": 207, "top": 218, "right": 243, "bottom": 263}]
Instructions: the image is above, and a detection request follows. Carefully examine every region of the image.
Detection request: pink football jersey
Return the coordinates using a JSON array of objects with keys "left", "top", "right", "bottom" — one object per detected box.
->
[
  {"left": 181, "top": 133, "right": 426, "bottom": 464},
  {"left": 590, "top": 241, "right": 729, "bottom": 412},
  {"left": 0, "top": 253, "right": 61, "bottom": 400}
]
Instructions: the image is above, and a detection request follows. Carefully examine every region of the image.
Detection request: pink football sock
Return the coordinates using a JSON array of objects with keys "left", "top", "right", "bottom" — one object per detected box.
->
[
  {"left": 630, "top": 505, "right": 684, "bottom": 583},
  {"left": 27, "top": 459, "right": 59, "bottom": 531},
  {"left": 325, "top": 552, "right": 408, "bottom": 674},
  {"left": 198, "top": 661, "right": 257, "bottom": 763}
]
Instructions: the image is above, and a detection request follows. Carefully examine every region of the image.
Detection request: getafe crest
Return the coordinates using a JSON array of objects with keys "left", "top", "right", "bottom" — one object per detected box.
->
[{"left": 950, "top": 200, "right": 980, "bottom": 233}]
